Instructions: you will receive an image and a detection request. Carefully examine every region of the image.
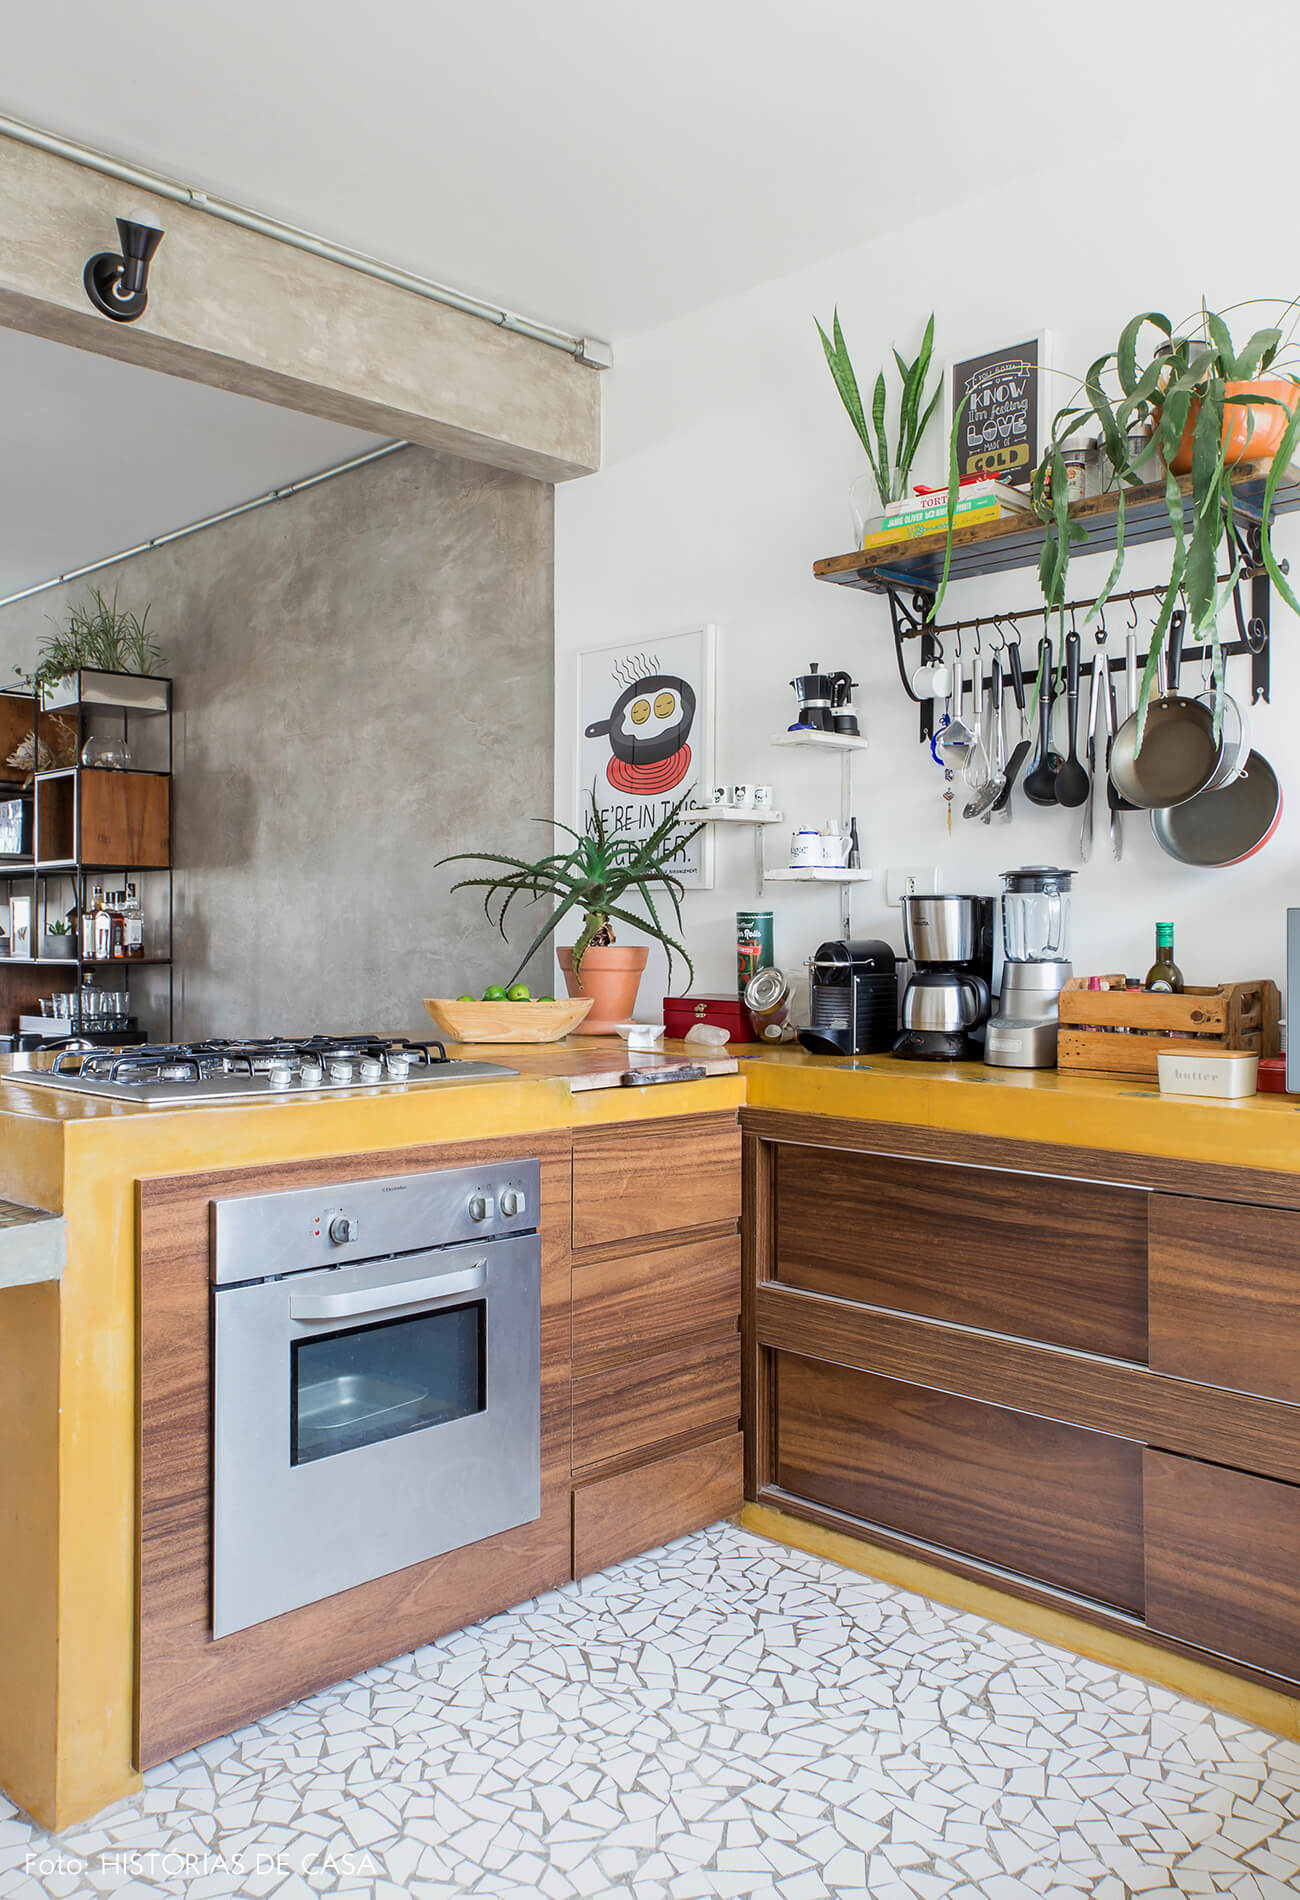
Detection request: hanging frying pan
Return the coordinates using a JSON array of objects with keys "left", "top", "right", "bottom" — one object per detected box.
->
[
  {"left": 1108, "top": 611, "right": 1223, "bottom": 810},
  {"left": 1150, "top": 749, "right": 1282, "bottom": 866}
]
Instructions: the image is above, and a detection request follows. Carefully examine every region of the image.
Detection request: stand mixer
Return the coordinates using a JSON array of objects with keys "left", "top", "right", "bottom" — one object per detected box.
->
[{"left": 983, "top": 866, "right": 1074, "bottom": 1069}]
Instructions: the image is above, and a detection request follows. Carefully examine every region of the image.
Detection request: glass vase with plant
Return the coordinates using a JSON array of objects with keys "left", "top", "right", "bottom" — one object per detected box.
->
[
  {"left": 933, "top": 298, "right": 1300, "bottom": 742},
  {"left": 438, "top": 788, "right": 703, "bottom": 1032},
  {"left": 816, "top": 309, "right": 942, "bottom": 540}
]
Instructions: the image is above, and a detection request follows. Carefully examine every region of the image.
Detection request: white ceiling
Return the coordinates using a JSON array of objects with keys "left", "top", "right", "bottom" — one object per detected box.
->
[
  {"left": 0, "top": 328, "right": 383, "bottom": 597},
  {"left": 5, "top": 0, "right": 1283, "bottom": 345}
]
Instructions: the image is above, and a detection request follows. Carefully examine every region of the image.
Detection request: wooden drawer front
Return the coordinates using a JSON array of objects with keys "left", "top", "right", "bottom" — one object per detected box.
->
[
  {"left": 573, "top": 1432, "right": 743, "bottom": 1576},
  {"left": 775, "top": 1353, "right": 1145, "bottom": 1611},
  {"left": 1150, "top": 1196, "right": 1300, "bottom": 1404},
  {"left": 572, "top": 1336, "right": 741, "bottom": 1474},
  {"left": 572, "top": 1117, "right": 741, "bottom": 1251},
  {"left": 572, "top": 1235, "right": 740, "bottom": 1370},
  {"left": 774, "top": 1144, "right": 1149, "bottom": 1361},
  {"left": 1145, "top": 1450, "right": 1300, "bottom": 1684}
]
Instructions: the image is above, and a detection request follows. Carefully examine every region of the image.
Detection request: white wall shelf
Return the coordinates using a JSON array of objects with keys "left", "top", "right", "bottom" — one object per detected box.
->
[
  {"left": 685, "top": 806, "right": 784, "bottom": 825},
  {"left": 763, "top": 868, "right": 873, "bottom": 885},
  {"left": 768, "top": 729, "right": 867, "bottom": 752}
]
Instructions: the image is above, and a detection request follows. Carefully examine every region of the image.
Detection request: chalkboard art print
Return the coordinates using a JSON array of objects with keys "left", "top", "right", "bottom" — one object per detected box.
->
[
  {"left": 577, "top": 626, "right": 715, "bottom": 888},
  {"left": 946, "top": 334, "right": 1050, "bottom": 487}
]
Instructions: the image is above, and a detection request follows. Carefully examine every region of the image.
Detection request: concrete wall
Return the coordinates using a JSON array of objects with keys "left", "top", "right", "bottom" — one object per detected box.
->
[{"left": 0, "top": 446, "right": 555, "bottom": 1039}]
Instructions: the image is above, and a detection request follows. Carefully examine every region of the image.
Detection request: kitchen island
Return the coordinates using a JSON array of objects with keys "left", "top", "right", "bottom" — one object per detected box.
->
[{"left": 2, "top": 1039, "right": 1298, "bottom": 1829}]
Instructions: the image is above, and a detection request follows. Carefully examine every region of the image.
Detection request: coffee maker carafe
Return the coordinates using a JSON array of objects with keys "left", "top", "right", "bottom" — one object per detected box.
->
[
  {"left": 790, "top": 663, "right": 834, "bottom": 732},
  {"left": 984, "top": 866, "right": 1074, "bottom": 1069},
  {"left": 894, "top": 894, "right": 995, "bottom": 1060}
]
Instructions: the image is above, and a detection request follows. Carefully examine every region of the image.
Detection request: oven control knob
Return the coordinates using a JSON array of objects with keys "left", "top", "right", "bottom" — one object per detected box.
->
[
  {"left": 328, "top": 1213, "right": 359, "bottom": 1245},
  {"left": 499, "top": 1187, "right": 525, "bottom": 1219},
  {"left": 467, "top": 1192, "right": 495, "bottom": 1224}
]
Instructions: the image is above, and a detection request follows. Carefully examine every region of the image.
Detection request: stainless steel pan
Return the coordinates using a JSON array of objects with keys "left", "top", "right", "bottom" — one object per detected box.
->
[
  {"left": 1108, "top": 612, "right": 1222, "bottom": 810},
  {"left": 1149, "top": 750, "right": 1282, "bottom": 866}
]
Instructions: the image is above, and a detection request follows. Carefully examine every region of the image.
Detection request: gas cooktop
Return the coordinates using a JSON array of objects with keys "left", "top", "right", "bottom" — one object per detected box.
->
[{"left": 3, "top": 1035, "right": 518, "bottom": 1105}]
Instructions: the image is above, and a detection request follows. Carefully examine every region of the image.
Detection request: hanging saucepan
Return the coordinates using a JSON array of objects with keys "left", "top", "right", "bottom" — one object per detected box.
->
[
  {"left": 1108, "top": 611, "right": 1223, "bottom": 809},
  {"left": 1150, "top": 749, "right": 1282, "bottom": 866}
]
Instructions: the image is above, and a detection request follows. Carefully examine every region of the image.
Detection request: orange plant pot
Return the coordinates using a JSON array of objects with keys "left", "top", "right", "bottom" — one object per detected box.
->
[
  {"left": 556, "top": 944, "right": 649, "bottom": 1034},
  {"left": 1167, "top": 377, "right": 1299, "bottom": 475}
]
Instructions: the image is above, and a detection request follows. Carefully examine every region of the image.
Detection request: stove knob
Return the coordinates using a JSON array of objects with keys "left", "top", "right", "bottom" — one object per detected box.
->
[
  {"left": 328, "top": 1213, "right": 359, "bottom": 1245},
  {"left": 467, "top": 1192, "right": 495, "bottom": 1224},
  {"left": 499, "top": 1187, "right": 525, "bottom": 1219}
]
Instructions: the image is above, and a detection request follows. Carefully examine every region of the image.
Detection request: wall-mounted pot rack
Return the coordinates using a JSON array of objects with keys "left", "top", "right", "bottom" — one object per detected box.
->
[{"left": 812, "top": 460, "right": 1300, "bottom": 741}]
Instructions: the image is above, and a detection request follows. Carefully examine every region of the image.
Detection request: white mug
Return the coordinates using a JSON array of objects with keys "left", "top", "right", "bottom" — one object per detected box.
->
[
  {"left": 707, "top": 785, "right": 728, "bottom": 806},
  {"left": 730, "top": 783, "right": 756, "bottom": 808},
  {"left": 910, "top": 661, "right": 952, "bottom": 701},
  {"left": 752, "top": 784, "right": 774, "bottom": 809},
  {"left": 818, "top": 832, "right": 852, "bottom": 868}
]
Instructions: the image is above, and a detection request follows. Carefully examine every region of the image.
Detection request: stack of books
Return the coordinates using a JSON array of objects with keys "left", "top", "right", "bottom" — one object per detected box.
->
[{"left": 862, "top": 479, "right": 1034, "bottom": 550}]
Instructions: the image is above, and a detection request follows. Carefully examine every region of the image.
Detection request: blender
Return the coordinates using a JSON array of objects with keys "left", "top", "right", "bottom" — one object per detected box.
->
[{"left": 983, "top": 867, "right": 1074, "bottom": 1069}]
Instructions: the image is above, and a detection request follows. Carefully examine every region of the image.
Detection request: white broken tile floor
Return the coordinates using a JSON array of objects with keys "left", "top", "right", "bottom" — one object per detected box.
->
[{"left": 3, "top": 1523, "right": 1298, "bottom": 1898}]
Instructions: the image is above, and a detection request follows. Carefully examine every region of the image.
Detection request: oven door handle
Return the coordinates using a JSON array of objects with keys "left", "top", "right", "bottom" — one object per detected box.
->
[{"left": 288, "top": 1261, "right": 487, "bottom": 1323}]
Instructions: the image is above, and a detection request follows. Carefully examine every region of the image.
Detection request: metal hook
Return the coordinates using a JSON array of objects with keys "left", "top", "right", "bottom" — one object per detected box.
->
[{"left": 1126, "top": 596, "right": 1140, "bottom": 631}]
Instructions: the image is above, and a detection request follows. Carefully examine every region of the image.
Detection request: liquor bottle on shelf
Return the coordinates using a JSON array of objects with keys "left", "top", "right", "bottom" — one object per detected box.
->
[
  {"left": 122, "top": 881, "right": 144, "bottom": 959},
  {"left": 81, "top": 888, "right": 102, "bottom": 960},
  {"left": 1144, "top": 922, "right": 1184, "bottom": 994}
]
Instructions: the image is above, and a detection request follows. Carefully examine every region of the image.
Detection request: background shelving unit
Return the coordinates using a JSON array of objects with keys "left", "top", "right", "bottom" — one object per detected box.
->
[{"left": 0, "top": 673, "right": 174, "bottom": 1039}]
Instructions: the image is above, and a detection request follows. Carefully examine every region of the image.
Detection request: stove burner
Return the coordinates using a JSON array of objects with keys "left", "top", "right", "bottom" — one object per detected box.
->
[{"left": 54, "top": 1034, "right": 452, "bottom": 1090}]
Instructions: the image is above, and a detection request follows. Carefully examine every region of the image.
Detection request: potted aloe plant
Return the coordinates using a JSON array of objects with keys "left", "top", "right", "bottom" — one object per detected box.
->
[
  {"left": 933, "top": 300, "right": 1300, "bottom": 740},
  {"left": 816, "top": 308, "right": 942, "bottom": 540},
  {"left": 438, "top": 789, "right": 702, "bottom": 1033}
]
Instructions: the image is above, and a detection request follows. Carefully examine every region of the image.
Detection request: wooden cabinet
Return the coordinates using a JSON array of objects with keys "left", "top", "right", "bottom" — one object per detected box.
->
[
  {"left": 572, "top": 1116, "right": 741, "bottom": 1251},
  {"left": 570, "top": 1111, "right": 743, "bottom": 1575},
  {"left": 746, "top": 1108, "right": 1300, "bottom": 1697},
  {"left": 775, "top": 1144, "right": 1149, "bottom": 1361},
  {"left": 1150, "top": 1195, "right": 1300, "bottom": 1404},
  {"left": 36, "top": 767, "right": 170, "bottom": 868},
  {"left": 1145, "top": 1450, "right": 1300, "bottom": 1681},
  {"left": 776, "top": 1354, "right": 1145, "bottom": 1611}
]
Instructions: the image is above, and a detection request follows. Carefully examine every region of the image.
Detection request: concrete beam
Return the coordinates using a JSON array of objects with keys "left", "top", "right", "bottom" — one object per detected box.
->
[{"left": 0, "top": 134, "right": 600, "bottom": 482}]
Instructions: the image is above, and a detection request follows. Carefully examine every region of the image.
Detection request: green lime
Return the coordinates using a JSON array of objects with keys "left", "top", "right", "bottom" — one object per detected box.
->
[
  {"left": 536, "top": 994, "right": 555, "bottom": 1003},
  {"left": 482, "top": 985, "right": 508, "bottom": 1001},
  {"left": 457, "top": 993, "right": 475, "bottom": 1002},
  {"left": 506, "top": 983, "right": 531, "bottom": 1002}
]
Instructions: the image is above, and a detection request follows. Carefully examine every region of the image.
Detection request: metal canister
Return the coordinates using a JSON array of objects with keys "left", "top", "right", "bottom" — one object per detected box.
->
[
  {"left": 744, "top": 965, "right": 796, "bottom": 1041},
  {"left": 736, "top": 911, "right": 774, "bottom": 994}
]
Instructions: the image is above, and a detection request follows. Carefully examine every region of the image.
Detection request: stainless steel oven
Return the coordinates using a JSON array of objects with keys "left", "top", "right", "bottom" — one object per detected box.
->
[{"left": 211, "top": 1159, "right": 541, "bottom": 1639}]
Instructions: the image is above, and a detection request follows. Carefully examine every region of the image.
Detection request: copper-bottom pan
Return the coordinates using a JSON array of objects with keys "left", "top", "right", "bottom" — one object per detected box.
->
[{"left": 1149, "top": 750, "right": 1281, "bottom": 865}]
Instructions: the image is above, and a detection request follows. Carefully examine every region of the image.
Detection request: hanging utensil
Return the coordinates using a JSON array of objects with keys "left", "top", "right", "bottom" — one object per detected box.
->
[
  {"left": 965, "top": 661, "right": 1006, "bottom": 820},
  {"left": 938, "top": 648, "right": 974, "bottom": 754},
  {"left": 1021, "top": 635, "right": 1058, "bottom": 806},
  {"left": 990, "top": 640, "right": 1031, "bottom": 815},
  {"left": 1078, "top": 646, "right": 1104, "bottom": 862},
  {"left": 1103, "top": 669, "right": 1123, "bottom": 859},
  {"left": 962, "top": 650, "right": 992, "bottom": 797},
  {"left": 1108, "top": 610, "right": 1223, "bottom": 810},
  {"left": 1150, "top": 749, "right": 1282, "bottom": 865},
  {"left": 1054, "top": 629, "right": 1089, "bottom": 808}
]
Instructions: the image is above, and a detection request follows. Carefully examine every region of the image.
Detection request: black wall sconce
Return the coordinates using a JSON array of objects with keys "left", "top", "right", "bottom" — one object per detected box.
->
[{"left": 84, "top": 207, "right": 165, "bottom": 322}]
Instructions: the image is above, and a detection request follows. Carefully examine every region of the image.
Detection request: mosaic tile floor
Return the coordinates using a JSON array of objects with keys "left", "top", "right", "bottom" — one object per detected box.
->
[{"left": 4, "top": 1523, "right": 1299, "bottom": 1899}]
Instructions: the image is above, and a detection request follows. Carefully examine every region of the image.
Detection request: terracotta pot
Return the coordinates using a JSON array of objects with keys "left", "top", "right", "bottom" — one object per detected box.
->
[
  {"left": 1167, "top": 377, "right": 1298, "bottom": 475},
  {"left": 556, "top": 944, "right": 649, "bottom": 1034}
]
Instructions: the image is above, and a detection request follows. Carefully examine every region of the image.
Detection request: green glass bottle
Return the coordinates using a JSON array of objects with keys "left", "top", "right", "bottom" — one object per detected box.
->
[{"left": 1145, "top": 921, "right": 1184, "bottom": 994}]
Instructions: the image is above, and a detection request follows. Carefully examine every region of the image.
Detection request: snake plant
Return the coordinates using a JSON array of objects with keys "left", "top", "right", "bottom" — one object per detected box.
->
[
  {"left": 934, "top": 300, "right": 1300, "bottom": 743},
  {"left": 816, "top": 308, "right": 942, "bottom": 509},
  {"left": 438, "top": 788, "right": 703, "bottom": 988}
]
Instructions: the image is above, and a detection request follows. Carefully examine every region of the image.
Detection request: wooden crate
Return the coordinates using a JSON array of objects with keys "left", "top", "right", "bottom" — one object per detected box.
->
[{"left": 1057, "top": 977, "right": 1281, "bottom": 1078}]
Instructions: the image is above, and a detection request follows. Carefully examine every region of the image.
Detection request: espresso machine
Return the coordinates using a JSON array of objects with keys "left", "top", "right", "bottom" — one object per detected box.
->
[
  {"left": 798, "top": 939, "right": 898, "bottom": 1055},
  {"left": 983, "top": 866, "right": 1074, "bottom": 1069},
  {"left": 894, "top": 894, "right": 995, "bottom": 1060}
]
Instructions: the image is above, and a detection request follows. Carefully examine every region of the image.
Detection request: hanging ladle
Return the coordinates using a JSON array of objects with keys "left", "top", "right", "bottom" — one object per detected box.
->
[
  {"left": 1053, "top": 627, "right": 1090, "bottom": 807},
  {"left": 1021, "top": 634, "right": 1059, "bottom": 806}
]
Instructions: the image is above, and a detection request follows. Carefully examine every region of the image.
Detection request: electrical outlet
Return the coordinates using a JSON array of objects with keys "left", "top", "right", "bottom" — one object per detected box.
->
[{"left": 885, "top": 866, "right": 940, "bottom": 907}]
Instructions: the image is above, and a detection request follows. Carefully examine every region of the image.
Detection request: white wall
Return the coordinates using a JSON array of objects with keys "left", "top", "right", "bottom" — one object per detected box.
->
[{"left": 556, "top": 153, "right": 1300, "bottom": 1018}]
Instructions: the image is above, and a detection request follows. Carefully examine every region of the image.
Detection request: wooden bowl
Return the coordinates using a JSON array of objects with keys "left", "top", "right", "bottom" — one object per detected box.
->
[{"left": 422, "top": 996, "right": 594, "bottom": 1044}]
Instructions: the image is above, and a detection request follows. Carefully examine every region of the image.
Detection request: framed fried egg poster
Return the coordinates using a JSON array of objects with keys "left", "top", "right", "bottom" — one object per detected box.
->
[
  {"left": 577, "top": 625, "right": 716, "bottom": 888},
  {"left": 946, "top": 333, "right": 1051, "bottom": 487}
]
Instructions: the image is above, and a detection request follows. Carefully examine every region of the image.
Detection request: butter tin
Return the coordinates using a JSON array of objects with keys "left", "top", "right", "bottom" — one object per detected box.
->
[{"left": 1156, "top": 1046, "right": 1259, "bottom": 1100}]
